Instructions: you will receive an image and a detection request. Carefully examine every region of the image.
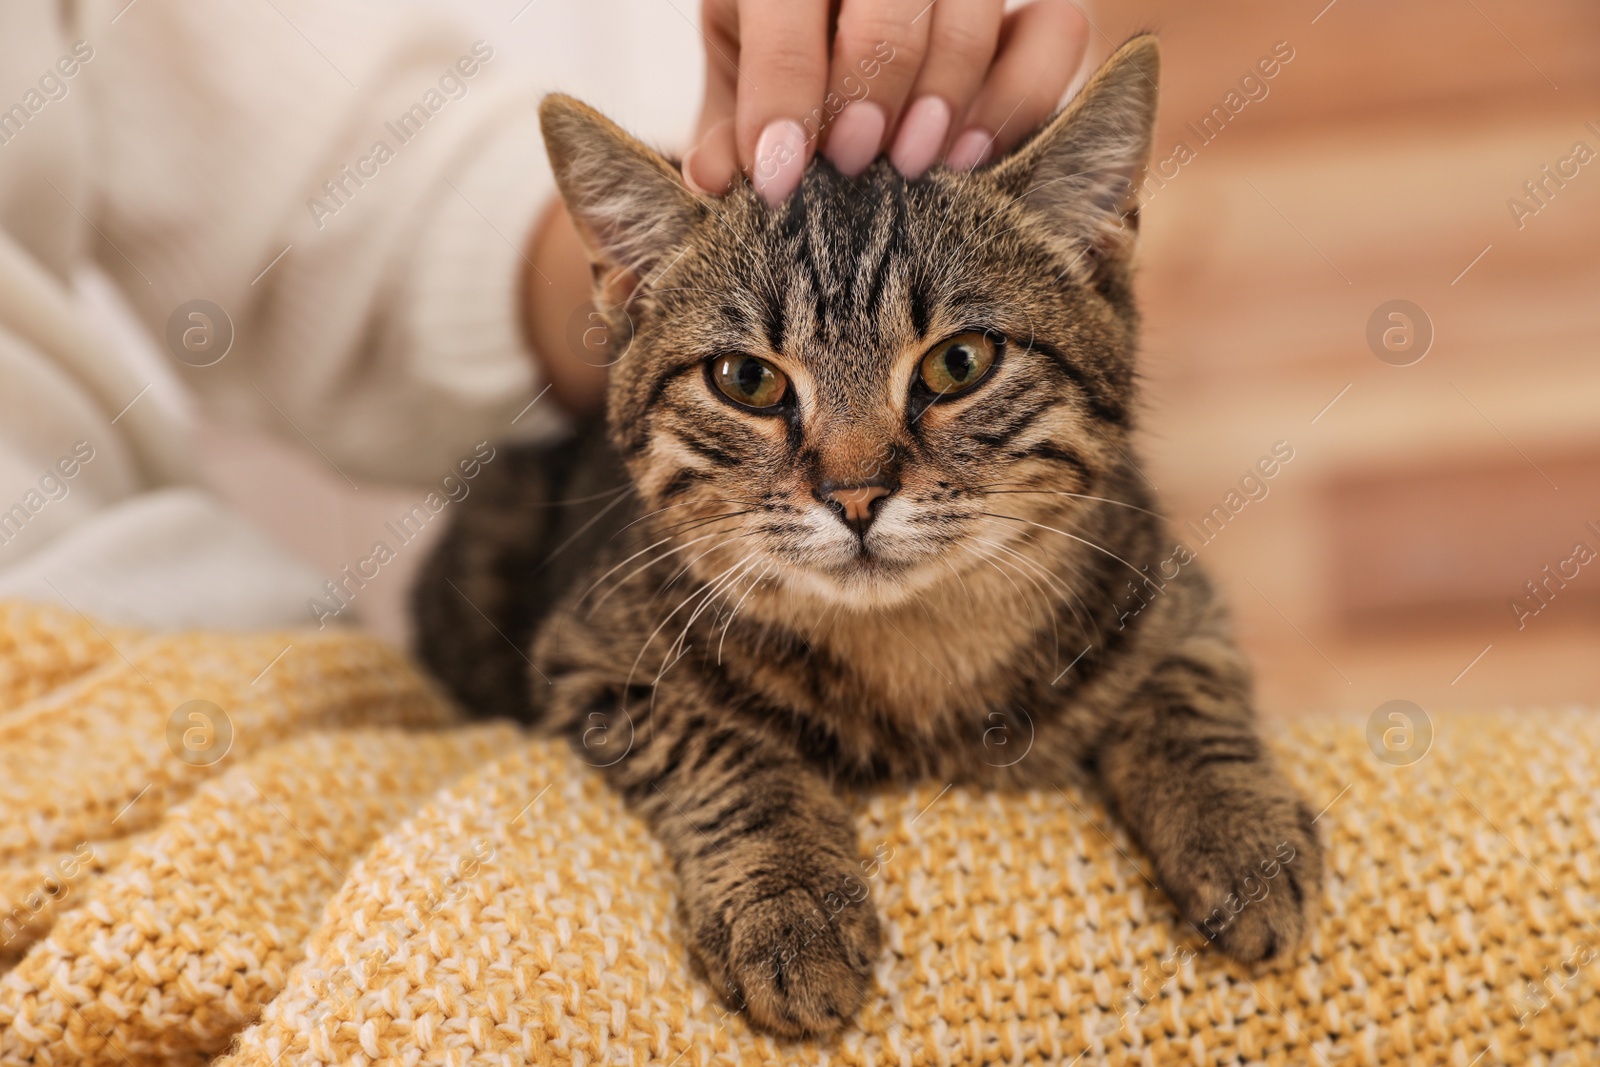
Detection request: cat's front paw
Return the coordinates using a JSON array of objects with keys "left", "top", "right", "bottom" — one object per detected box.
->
[
  {"left": 1164, "top": 799, "right": 1322, "bottom": 964},
  {"left": 703, "top": 879, "right": 883, "bottom": 1037}
]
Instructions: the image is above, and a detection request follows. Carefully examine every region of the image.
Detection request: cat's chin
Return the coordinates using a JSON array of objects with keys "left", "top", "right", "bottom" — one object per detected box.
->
[{"left": 769, "top": 555, "right": 949, "bottom": 613}]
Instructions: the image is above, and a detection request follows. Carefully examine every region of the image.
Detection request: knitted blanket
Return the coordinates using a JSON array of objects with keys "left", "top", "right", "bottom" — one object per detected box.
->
[{"left": 0, "top": 601, "right": 1593, "bottom": 1066}]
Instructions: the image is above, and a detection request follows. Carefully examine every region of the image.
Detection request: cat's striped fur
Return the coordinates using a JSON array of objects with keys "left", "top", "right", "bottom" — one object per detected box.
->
[{"left": 413, "top": 36, "right": 1321, "bottom": 1038}]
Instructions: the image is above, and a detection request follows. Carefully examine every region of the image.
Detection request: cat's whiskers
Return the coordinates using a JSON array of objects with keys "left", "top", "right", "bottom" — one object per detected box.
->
[
  {"left": 953, "top": 534, "right": 1094, "bottom": 675},
  {"left": 969, "top": 534, "right": 1071, "bottom": 610},
  {"left": 716, "top": 562, "right": 774, "bottom": 665},
  {"left": 581, "top": 533, "right": 679, "bottom": 603},
  {"left": 653, "top": 552, "right": 763, "bottom": 687},
  {"left": 628, "top": 548, "right": 759, "bottom": 693},
  {"left": 969, "top": 547, "right": 1057, "bottom": 636},
  {"left": 651, "top": 508, "right": 760, "bottom": 540},
  {"left": 980, "top": 511, "right": 1149, "bottom": 581},
  {"left": 971, "top": 519, "right": 1100, "bottom": 643},
  {"left": 583, "top": 506, "right": 759, "bottom": 614},
  {"left": 656, "top": 528, "right": 765, "bottom": 598},
  {"left": 936, "top": 553, "right": 978, "bottom": 614},
  {"left": 583, "top": 526, "right": 748, "bottom": 616},
  {"left": 643, "top": 494, "right": 766, "bottom": 529},
  {"left": 963, "top": 546, "right": 1039, "bottom": 630},
  {"left": 974, "top": 524, "right": 1108, "bottom": 654},
  {"left": 672, "top": 554, "right": 767, "bottom": 669},
  {"left": 967, "top": 537, "right": 1064, "bottom": 657},
  {"left": 973, "top": 483, "right": 1160, "bottom": 518},
  {"left": 519, "top": 483, "right": 635, "bottom": 510},
  {"left": 646, "top": 560, "right": 763, "bottom": 725},
  {"left": 614, "top": 495, "right": 760, "bottom": 539}
]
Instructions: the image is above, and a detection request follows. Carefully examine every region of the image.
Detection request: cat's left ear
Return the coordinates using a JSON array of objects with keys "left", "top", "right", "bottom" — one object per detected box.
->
[
  {"left": 539, "top": 94, "right": 706, "bottom": 299},
  {"left": 988, "top": 34, "right": 1159, "bottom": 279}
]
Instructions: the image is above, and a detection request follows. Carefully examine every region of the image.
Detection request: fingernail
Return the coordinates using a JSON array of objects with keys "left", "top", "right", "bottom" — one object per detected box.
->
[
  {"left": 889, "top": 96, "right": 952, "bottom": 179},
  {"left": 824, "top": 101, "right": 886, "bottom": 177},
  {"left": 681, "top": 144, "right": 710, "bottom": 195},
  {"left": 752, "top": 118, "right": 808, "bottom": 207},
  {"left": 946, "top": 127, "right": 994, "bottom": 172}
]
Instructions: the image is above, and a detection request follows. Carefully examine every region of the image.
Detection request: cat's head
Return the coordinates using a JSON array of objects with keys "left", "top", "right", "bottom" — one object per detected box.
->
[{"left": 540, "top": 36, "right": 1159, "bottom": 612}]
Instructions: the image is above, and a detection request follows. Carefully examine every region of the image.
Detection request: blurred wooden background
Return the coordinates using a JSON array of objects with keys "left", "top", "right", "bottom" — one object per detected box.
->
[
  {"left": 192, "top": 0, "right": 1600, "bottom": 718},
  {"left": 1086, "top": 0, "right": 1600, "bottom": 714}
]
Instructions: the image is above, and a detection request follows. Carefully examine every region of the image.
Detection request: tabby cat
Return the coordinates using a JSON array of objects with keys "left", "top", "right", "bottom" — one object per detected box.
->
[{"left": 413, "top": 35, "right": 1321, "bottom": 1038}]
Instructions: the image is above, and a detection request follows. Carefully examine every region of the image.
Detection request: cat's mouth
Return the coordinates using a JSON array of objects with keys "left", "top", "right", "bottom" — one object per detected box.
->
[
  {"left": 757, "top": 499, "right": 962, "bottom": 607},
  {"left": 785, "top": 555, "right": 922, "bottom": 610},
  {"left": 791, "top": 534, "right": 939, "bottom": 606},
  {"left": 832, "top": 546, "right": 905, "bottom": 571},
  {"left": 812, "top": 522, "right": 913, "bottom": 573}
]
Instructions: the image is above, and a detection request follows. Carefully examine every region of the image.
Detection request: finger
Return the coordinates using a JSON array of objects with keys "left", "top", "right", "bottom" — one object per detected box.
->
[
  {"left": 684, "top": 0, "right": 741, "bottom": 193},
  {"left": 694, "top": 0, "right": 739, "bottom": 143},
  {"left": 683, "top": 117, "right": 739, "bottom": 195},
  {"left": 888, "top": 0, "right": 1003, "bottom": 178},
  {"left": 945, "top": 0, "right": 1089, "bottom": 171},
  {"left": 734, "top": 0, "right": 830, "bottom": 206},
  {"left": 821, "top": 0, "right": 931, "bottom": 177}
]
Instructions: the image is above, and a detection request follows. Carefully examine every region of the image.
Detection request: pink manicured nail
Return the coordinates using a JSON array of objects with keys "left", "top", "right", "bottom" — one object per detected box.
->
[
  {"left": 681, "top": 144, "right": 710, "bottom": 195},
  {"left": 890, "top": 96, "right": 952, "bottom": 179},
  {"left": 824, "top": 101, "right": 886, "bottom": 177},
  {"left": 752, "top": 118, "right": 808, "bottom": 206},
  {"left": 946, "top": 127, "right": 994, "bottom": 172}
]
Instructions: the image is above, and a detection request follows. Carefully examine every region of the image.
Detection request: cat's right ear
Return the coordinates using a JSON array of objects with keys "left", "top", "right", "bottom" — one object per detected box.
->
[{"left": 539, "top": 95, "right": 706, "bottom": 298}]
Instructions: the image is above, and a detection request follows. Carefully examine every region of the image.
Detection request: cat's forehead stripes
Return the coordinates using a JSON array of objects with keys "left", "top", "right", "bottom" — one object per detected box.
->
[{"left": 763, "top": 166, "right": 917, "bottom": 362}]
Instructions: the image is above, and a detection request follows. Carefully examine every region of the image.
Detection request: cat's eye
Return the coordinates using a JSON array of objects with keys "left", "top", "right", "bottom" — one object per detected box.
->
[
  {"left": 710, "top": 354, "right": 789, "bottom": 410},
  {"left": 919, "top": 332, "right": 997, "bottom": 397}
]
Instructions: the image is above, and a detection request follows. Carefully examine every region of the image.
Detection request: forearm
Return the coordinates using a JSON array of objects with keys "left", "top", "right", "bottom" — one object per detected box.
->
[{"left": 523, "top": 200, "right": 609, "bottom": 418}]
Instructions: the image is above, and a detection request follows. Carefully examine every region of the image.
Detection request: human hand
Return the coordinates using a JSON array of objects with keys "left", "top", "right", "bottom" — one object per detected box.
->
[{"left": 683, "top": 0, "right": 1092, "bottom": 206}]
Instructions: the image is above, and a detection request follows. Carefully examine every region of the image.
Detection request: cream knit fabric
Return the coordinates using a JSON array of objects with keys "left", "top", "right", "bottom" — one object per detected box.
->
[
  {"left": 0, "top": 0, "right": 697, "bottom": 633},
  {"left": 0, "top": 598, "right": 1595, "bottom": 1066},
  {"left": 0, "top": 0, "right": 570, "bottom": 631},
  {"left": 1, "top": 0, "right": 570, "bottom": 486}
]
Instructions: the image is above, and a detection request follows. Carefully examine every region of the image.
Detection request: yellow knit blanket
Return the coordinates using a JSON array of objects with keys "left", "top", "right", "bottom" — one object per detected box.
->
[{"left": 0, "top": 600, "right": 1593, "bottom": 1066}]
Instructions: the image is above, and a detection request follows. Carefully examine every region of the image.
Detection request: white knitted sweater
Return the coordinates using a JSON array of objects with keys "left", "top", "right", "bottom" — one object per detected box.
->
[{"left": 0, "top": 0, "right": 689, "bottom": 629}]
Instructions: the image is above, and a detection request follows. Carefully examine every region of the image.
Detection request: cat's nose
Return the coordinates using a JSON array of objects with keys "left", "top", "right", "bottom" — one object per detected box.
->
[{"left": 818, "top": 481, "right": 894, "bottom": 535}]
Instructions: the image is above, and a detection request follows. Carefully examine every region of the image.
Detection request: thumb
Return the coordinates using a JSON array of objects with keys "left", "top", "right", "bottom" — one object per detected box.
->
[{"left": 684, "top": 0, "right": 741, "bottom": 193}]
